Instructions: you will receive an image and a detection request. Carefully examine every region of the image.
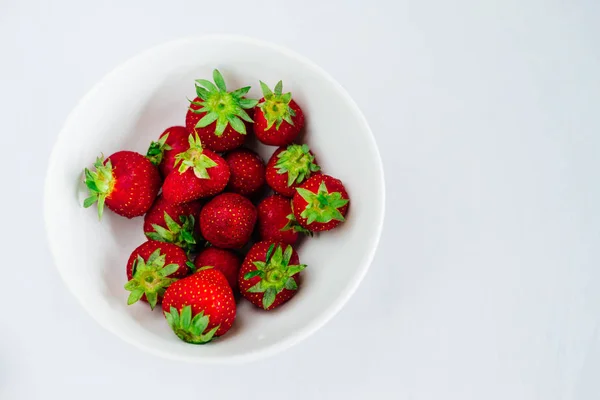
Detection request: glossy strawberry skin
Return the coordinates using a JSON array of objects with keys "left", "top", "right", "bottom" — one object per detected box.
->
[
  {"left": 194, "top": 247, "right": 241, "bottom": 293},
  {"left": 162, "top": 268, "right": 236, "bottom": 337},
  {"left": 161, "top": 149, "right": 230, "bottom": 204},
  {"left": 104, "top": 151, "right": 161, "bottom": 218},
  {"left": 292, "top": 175, "right": 350, "bottom": 232},
  {"left": 254, "top": 99, "right": 304, "bottom": 146},
  {"left": 126, "top": 241, "right": 191, "bottom": 305},
  {"left": 238, "top": 241, "right": 301, "bottom": 310},
  {"left": 143, "top": 195, "right": 202, "bottom": 236},
  {"left": 265, "top": 146, "right": 320, "bottom": 198},
  {"left": 186, "top": 97, "right": 253, "bottom": 152},
  {"left": 157, "top": 126, "right": 191, "bottom": 178},
  {"left": 200, "top": 193, "right": 257, "bottom": 249},
  {"left": 257, "top": 195, "right": 298, "bottom": 245},
  {"left": 224, "top": 148, "right": 266, "bottom": 197}
]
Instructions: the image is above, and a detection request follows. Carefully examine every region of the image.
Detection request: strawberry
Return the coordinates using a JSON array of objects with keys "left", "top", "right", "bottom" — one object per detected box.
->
[
  {"left": 265, "top": 144, "right": 320, "bottom": 197},
  {"left": 194, "top": 247, "right": 241, "bottom": 292},
  {"left": 162, "top": 134, "right": 230, "bottom": 204},
  {"left": 146, "top": 126, "right": 191, "bottom": 178},
  {"left": 162, "top": 267, "right": 236, "bottom": 343},
  {"left": 292, "top": 174, "right": 350, "bottom": 232},
  {"left": 224, "top": 148, "right": 266, "bottom": 197},
  {"left": 124, "top": 241, "right": 192, "bottom": 309},
  {"left": 254, "top": 81, "right": 304, "bottom": 146},
  {"left": 200, "top": 193, "right": 257, "bottom": 249},
  {"left": 239, "top": 241, "right": 306, "bottom": 310},
  {"left": 83, "top": 151, "right": 161, "bottom": 219},
  {"left": 143, "top": 195, "right": 203, "bottom": 253},
  {"left": 186, "top": 69, "right": 258, "bottom": 152},
  {"left": 257, "top": 195, "right": 310, "bottom": 245}
]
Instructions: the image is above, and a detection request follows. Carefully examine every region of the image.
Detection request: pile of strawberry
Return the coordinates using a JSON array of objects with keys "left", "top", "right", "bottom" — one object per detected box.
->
[{"left": 82, "top": 70, "right": 350, "bottom": 345}]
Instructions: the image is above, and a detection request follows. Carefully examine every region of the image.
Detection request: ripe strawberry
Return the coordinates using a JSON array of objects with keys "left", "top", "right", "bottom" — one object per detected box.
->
[
  {"left": 239, "top": 241, "right": 307, "bottom": 310},
  {"left": 162, "top": 134, "right": 230, "bottom": 204},
  {"left": 83, "top": 151, "right": 161, "bottom": 219},
  {"left": 146, "top": 126, "right": 191, "bottom": 178},
  {"left": 143, "top": 195, "right": 203, "bottom": 253},
  {"left": 257, "top": 195, "right": 310, "bottom": 245},
  {"left": 162, "top": 267, "right": 236, "bottom": 343},
  {"left": 200, "top": 193, "right": 257, "bottom": 249},
  {"left": 265, "top": 144, "right": 320, "bottom": 197},
  {"left": 194, "top": 247, "right": 241, "bottom": 292},
  {"left": 292, "top": 174, "right": 350, "bottom": 232},
  {"left": 124, "top": 241, "right": 191, "bottom": 309},
  {"left": 254, "top": 81, "right": 304, "bottom": 146},
  {"left": 224, "top": 148, "right": 266, "bottom": 197},
  {"left": 186, "top": 69, "right": 258, "bottom": 152}
]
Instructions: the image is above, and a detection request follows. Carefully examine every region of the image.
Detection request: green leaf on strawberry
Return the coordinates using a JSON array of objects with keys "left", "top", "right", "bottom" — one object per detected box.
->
[
  {"left": 146, "top": 133, "right": 172, "bottom": 166},
  {"left": 189, "top": 69, "right": 258, "bottom": 136},
  {"left": 281, "top": 213, "right": 313, "bottom": 236},
  {"left": 145, "top": 212, "right": 199, "bottom": 254},
  {"left": 257, "top": 80, "right": 296, "bottom": 130},
  {"left": 296, "top": 182, "right": 349, "bottom": 225},
  {"left": 164, "top": 306, "right": 219, "bottom": 344},
  {"left": 243, "top": 244, "right": 307, "bottom": 309},
  {"left": 174, "top": 134, "right": 218, "bottom": 179},
  {"left": 124, "top": 249, "right": 180, "bottom": 310},
  {"left": 83, "top": 155, "right": 115, "bottom": 220},
  {"left": 275, "top": 144, "right": 320, "bottom": 187}
]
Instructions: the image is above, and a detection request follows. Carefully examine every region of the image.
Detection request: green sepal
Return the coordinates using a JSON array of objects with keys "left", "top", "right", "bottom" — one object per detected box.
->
[
  {"left": 186, "top": 261, "right": 197, "bottom": 273},
  {"left": 146, "top": 133, "right": 172, "bottom": 166},
  {"left": 257, "top": 80, "right": 297, "bottom": 130},
  {"left": 164, "top": 306, "right": 219, "bottom": 344},
  {"left": 82, "top": 154, "right": 115, "bottom": 220},
  {"left": 275, "top": 144, "right": 320, "bottom": 187},
  {"left": 173, "top": 134, "right": 218, "bottom": 179},
  {"left": 145, "top": 211, "right": 199, "bottom": 254},
  {"left": 124, "top": 249, "right": 180, "bottom": 310},
  {"left": 281, "top": 213, "right": 313, "bottom": 236},
  {"left": 189, "top": 69, "right": 258, "bottom": 136},
  {"left": 242, "top": 244, "right": 307, "bottom": 309},
  {"left": 297, "top": 181, "right": 349, "bottom": 225}
]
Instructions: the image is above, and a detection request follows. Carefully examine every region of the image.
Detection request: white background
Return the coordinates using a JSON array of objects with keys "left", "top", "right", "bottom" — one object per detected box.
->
[{"left": 1, "top": 1, "right": 599, "bottom": 399}]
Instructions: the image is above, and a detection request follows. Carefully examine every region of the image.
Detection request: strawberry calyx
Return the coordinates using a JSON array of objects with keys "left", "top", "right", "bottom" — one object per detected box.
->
[
  {"left": 124, "top": 249, "right": 180, "bottom": 310},
  {"left": 146, "top": 133, "right": 172, "bottom": 166},
  {"left": 164, "top": 305, "right": 219, "bottom": 344},
  {"left": 189, "top": 69, "right": 258, "bottom": 136},
  {"left": 296, "top": 182, "right": 349, "bottom": 225},
  {"left": 83, "top": 154, "right": 115, "bottom": 220},
  {"left": 257, "top": 80, "right": 295, "bottom": 130},
  {"left": 275, "top": 144, "right": 320, "bottom": 186},
  {"left": 281, "top": 213, "right": 313, "bottom": 236},
  {"left": 174, "top": 134, "right": 218, "bottom": 179},
  {"left": 145, "top": 212, "right": 200, "bottom": 254},
  {"left": 243, "top": 244, "right": 307, "bottom": 309}
]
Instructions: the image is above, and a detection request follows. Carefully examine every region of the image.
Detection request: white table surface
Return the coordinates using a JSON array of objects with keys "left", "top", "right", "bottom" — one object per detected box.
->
[{"left": 2, "top": 1, "right": 599, "bottom": 399}]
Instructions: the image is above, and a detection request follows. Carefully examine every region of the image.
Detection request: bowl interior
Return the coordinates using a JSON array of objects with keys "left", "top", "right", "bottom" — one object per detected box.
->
[{"left": 45, "top": 36, "right": 384, "bottom": 363}]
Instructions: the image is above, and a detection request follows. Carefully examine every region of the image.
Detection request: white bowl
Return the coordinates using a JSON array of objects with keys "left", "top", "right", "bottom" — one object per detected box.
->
[{"left": 44, "top": 35, "right": 385, "bottom": 363}]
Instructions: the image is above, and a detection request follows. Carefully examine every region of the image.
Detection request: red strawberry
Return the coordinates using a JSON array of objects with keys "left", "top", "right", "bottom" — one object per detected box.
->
[
  {"left": 257, "top": 195, "right": 310, "bottom": 245},
  {"left": 162, "top": 134, "right": 230, "bottom": 204},
  {"left": 83, "top": 151, "right": 161, "bottom": 219},
  {"left": 194, "top": 247, "right": 241, "bottom": 292},
  {"left": 239, "top": 241, "right": 306, "bottom": 310},
  {"left": 146, "top": 126, "right": 191, "bottom": 178},
  {"left": 265, "top": 144, "right": 320, "bottom": 197},
  {"left": 124, "top": 241, "right": 191, "bottom": 309},
  {"left": 186, "top": 69, "right": 258, "bottom": 152},
  {"left": 254, "top": 81, "right": 304, "bottom": 146},
  {"left": 143, "top": 195, "right": 203, "bottom": 253},
  {"left": 162, "top": 267, "right": 236, "bottom": 343},
  {"left": 200, "top": 193, "right": 257, "bottom": 249},
  {"left": 292, "top": 174, "right": 350, "bottom": 232},
  {"left": 224, "top": 148, "right": 266, "bottom": 197}
]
